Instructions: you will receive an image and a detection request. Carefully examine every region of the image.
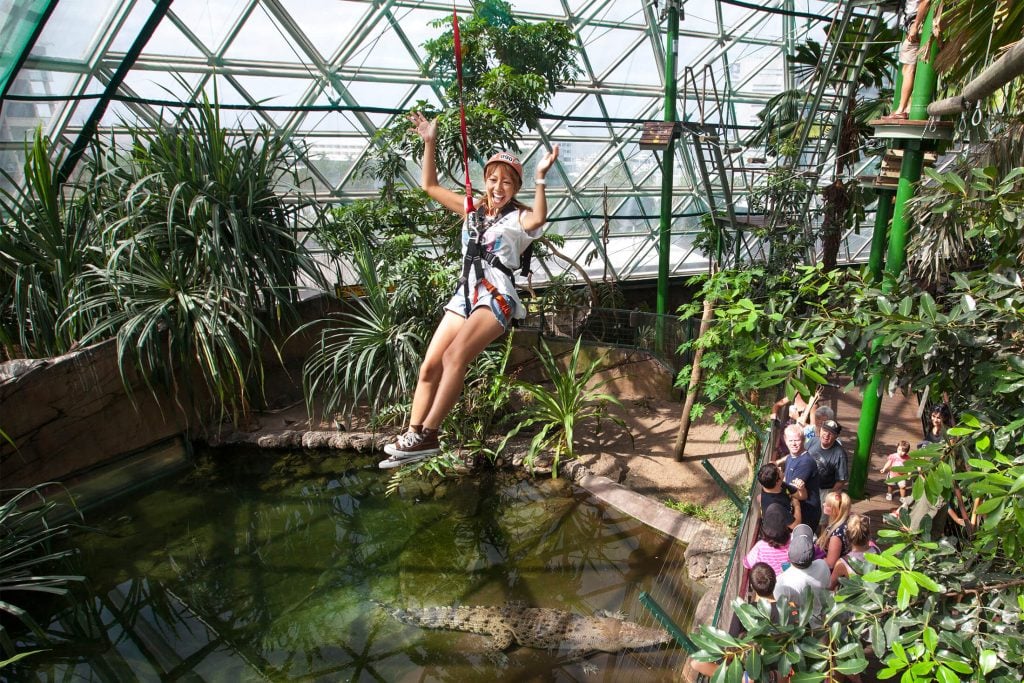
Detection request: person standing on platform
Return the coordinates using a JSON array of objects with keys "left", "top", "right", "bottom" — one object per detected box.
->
[{"left": 882, "top": 0, "right": 932, "bottom": 121}]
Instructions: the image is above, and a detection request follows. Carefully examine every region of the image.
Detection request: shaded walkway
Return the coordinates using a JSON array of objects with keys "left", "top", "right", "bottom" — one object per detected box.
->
[{"left": 811, "top": 382, "right": 926, "bottom": 534}]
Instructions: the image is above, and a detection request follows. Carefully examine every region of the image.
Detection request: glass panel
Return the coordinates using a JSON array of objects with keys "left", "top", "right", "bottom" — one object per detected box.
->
[
  {"left": 604, "top": 41, "right": 661, "bottom": 87},
  {"left": 500, "top": 0, "right": 564, "bottom": 17},
  {"left": 1, "top": 68, "right": 81, "bottom": 141},
  {"left": 677, "top": 35, "right": 716, "bottom": 66},
  {"left": 579, "top": 26, "right": 641, "bottom": 78},
  {"left": 31, "top": 0, "right": 119, "bottom": 62},
  {"left": 109, "top": 0, "right": 163, "bottom": 53},
  {"left": 167, "top": 0, "right": 251, "bottom": 53},
  {"left": 558, "top": 140, "right": 605, "bottom": 184},
  {"left": 307, "top": 135, "right": 367, "bottom": 189},
  {"left": 141, "top": 13, "right": 206, "bottom": 57},
  {"left": 221, "top": 5, "right": 305, "bottom": 63},
  {"left": 341, "top": 80, "right": 412, "bottom": 128},
  {"left": 380, "top": 7, "right": 449, "bottom": 62},
  {"left": 347, "top": 21, "right": 421, "bottom": 71},
  {"left": 283, "top": 0, "right": 369, "bottom": 62},
  {"left": 231, "top": 74, "right": 316, "bottom": 125},
  {"left": 120, "top": 68, "right": 204, "bottom": 104},
  {"left": 0, "top": 0, "right": 51, "bottom": 93},
  {"left": 596, "top": 0, "right": 648, "bottom": 26}
]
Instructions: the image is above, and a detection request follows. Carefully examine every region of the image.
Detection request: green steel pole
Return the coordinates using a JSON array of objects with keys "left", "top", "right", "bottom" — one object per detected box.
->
[
  {"left": 850, "top": 6, "right": 938, "bottom": 498},
  {"left": 656, "top": 2, "right": 679, "bottom": 321},
  {"left": 867, "top": 191, "right": 894, "bottom": 283}
]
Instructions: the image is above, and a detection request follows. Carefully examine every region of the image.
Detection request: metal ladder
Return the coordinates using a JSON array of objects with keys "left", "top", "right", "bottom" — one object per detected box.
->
[
  {"left": 679, "top": 64, "right": 747, "bottom": 268},
  {"left": 767, "top": 1, "right": 886, "bottom": 262}
]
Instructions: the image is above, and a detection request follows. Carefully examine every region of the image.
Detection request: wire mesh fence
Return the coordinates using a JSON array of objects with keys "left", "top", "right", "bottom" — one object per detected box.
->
[{"left": 519, "top": 303, "right": 702, "bottom": 374}]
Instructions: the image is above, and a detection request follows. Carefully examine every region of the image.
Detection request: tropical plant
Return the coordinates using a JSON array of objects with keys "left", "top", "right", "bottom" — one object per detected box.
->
[
  {"left": 75, "top": 95, "right": 326, "bottom": 421},
  {"left": 934, "top": 0, "right": 1024, "bottom": 105},
  {"left": 503, "top": 338, "right": 629, "bottom": 477},
  {"left": 907, "top": 119, "right": 1024, "bottom": 287},
  {"left": 441, "top": 331, "right": 520, "bottom": 460},
  {"left": 680, "top": 157, "right": 1024, "bottom": 680},
  {"left": 0, "top": 485, "right": 86, "bottom": 659},
  {"left": 0, "top": 130, "right": 103, "bottom": 359},
  {"left": 301, "top": 225, "right": 444, "bottom": 423},
  {"left": 367, "top": 0, "right": 580, "bottom": 185}
]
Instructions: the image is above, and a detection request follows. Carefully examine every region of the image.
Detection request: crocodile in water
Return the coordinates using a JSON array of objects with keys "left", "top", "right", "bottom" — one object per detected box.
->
[{"left": 382, "top": 602, "right": 671, "bottom": 655}]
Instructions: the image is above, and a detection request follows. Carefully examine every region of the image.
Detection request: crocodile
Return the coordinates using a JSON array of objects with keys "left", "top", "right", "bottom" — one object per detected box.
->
[{"left": 381, "top": 602, "right": 671, "bottom": 655}]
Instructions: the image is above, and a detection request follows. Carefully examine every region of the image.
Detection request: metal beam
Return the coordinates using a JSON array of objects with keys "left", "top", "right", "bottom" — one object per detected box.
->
[{"left": 57, "top": 0, "right": 174, "bottom": 185}]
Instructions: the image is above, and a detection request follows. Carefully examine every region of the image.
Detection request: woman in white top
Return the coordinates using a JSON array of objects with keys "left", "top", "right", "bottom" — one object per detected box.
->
[{"left": 380, "top": 112, "right": 559, "bottom": 468}]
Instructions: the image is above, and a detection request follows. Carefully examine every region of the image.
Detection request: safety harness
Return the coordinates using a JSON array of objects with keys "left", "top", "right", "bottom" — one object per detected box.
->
[{"left": 459, "top": 203, "right": 529, "bottom": 320}]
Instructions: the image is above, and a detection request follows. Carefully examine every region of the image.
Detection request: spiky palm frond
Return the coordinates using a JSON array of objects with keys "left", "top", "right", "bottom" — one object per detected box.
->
[
  {"left": 76, "top": 95, "right": 327, "bottom": 421},
  {"left": 301, "top": 233, "right": 432, "bottom": 423},
  {"left": 0, "top": 131, "right": 104, "bottom": 358},
  {"left": 934, "top": 0, "right": 1024, "bottom": 96},
  {"left": 504, "top": 338, "right": 629, "bottom": 477},
  {"left": 0, "top": 485, "right": 86, "bottom": 658}
]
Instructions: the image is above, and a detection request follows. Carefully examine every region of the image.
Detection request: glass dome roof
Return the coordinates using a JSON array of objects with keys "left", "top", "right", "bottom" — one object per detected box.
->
[{"left": 1, "top": 0, "right": 873, "bottom": 284}]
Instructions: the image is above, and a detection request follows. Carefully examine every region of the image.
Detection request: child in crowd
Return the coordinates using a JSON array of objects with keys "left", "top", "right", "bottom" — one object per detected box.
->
[
  {"left": 744, "top": 503, "right": 792, "bottom": 576},
  {"left": 880, "top": 440, "right": 911, "bottom": 501},
  {"left": 688, "top": 561, "right": 793, "bottom": 681},
  {"left": 757, "top": 462, "right": 802, "bottom": 528},
  {"left": 729, "top": 562, "right": 779, "bottom": 637},
  {"left": 830, "top": 513, "right": 876, "bottom": 589},
  {"left": 920, "top": 403, "right": 952, "bottom": 447},
  {"left": 817, "top": 491, "right": 851, "bottom": 569}
]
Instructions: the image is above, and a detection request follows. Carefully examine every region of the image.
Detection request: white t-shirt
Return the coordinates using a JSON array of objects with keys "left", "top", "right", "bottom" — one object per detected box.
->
[
  {"left": 458, "top": 205, "right": 543, "bottom": 319},
  {"left": 903, "top": 0, "right": 920, "bottom": 26},
  {"left": 774, "top": 559, "right": 831, "bottom": 624}
]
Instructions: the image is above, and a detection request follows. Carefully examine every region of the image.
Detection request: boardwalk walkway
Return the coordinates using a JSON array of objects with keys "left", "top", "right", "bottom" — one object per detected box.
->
[{"left": 812, "top": 382, "right": 926, "bottom": 532}]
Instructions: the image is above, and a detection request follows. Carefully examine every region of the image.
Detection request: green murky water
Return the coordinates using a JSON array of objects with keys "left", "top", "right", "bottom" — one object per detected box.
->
[{"left": 17, "top": 447, "right": 694, "bottom": 681}]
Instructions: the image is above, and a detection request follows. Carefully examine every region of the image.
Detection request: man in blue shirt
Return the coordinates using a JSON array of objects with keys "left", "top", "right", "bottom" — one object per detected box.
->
[{"left": 781, "top": 423, "right": 822, "bottom": 532}]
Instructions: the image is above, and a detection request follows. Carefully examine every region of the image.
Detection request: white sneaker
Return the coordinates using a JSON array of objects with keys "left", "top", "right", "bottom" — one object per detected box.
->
[
  {"left": 885, "top": 492, "right": 893, "bottom": 501},
  {"left": 379, "top": 429, "right": 440, "bottom": 469}
]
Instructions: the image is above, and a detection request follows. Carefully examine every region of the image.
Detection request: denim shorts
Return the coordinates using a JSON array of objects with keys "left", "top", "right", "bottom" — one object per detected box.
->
[{"left": 444, "top": 290, "right": 511, "bottom": 331}]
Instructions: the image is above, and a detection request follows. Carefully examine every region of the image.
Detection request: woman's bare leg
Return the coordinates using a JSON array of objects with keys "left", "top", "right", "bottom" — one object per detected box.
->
[
  {"left": 408, "top": 311, "right": 466, "bottom": 427},
  {"left": 422, "top": 307, "right": 505, "bottom": 430}
]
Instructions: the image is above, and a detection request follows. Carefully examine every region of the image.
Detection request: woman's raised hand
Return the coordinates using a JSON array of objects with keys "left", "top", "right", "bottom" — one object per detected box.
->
[
  {"left": 536, "top": 143, "right": 560, "bottom": 177},
  {"left": 408, "top": 111, "right": 437, "bottom": 144}
]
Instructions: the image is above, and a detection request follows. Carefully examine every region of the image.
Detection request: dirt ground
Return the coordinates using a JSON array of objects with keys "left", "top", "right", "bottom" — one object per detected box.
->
[
  {"left": 571, "top": 399, "right": 750, "bottom": 508},
  {"left": 249, "top": 343, "right": 748, "bottom": 512}
]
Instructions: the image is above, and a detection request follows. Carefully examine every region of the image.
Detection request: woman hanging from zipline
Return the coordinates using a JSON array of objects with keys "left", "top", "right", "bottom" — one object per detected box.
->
[{"left": 379, "top": 112, "right": 560, "bottom": 469}]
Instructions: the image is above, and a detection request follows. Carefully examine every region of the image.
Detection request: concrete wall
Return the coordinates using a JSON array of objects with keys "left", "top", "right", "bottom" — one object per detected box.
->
[
  {"left": 0, "top": 295, "right": 343, "bottom": 489},
  {"left": 510, "top": 333, "right": 679, "bottom": 402}
]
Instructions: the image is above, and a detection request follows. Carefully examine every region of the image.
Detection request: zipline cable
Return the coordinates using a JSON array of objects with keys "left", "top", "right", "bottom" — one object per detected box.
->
[{"left": 452, "top": 3, "right": 475, "bottom": 212}]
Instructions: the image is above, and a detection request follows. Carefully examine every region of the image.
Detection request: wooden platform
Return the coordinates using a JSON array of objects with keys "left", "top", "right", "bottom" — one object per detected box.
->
[{"left": 869, "top": 117, "right": 953, "bottom": 141}]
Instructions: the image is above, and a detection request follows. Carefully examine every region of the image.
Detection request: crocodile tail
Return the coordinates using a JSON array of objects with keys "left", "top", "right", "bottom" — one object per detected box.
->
[{"left": 388, "top": 605, "right": 461, "bottom": 629}]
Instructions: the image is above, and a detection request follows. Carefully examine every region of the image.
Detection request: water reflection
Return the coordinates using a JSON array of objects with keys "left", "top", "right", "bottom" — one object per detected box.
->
[{"left": 18, "top": 448, "right": 695, "bottom": 681}]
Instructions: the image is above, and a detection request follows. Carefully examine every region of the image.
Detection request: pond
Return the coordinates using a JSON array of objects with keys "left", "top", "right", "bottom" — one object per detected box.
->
[{"left": 16, "top": 447, "right": 696, "bottom": 681}]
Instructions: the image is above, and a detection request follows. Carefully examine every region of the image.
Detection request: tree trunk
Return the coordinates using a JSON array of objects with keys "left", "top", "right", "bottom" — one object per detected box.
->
[
  {"left": 540, "top": 237, "right": 599, "bottom": 307},
  {"left": 673, "top": 297, "right": 715, "bottom": 460}
]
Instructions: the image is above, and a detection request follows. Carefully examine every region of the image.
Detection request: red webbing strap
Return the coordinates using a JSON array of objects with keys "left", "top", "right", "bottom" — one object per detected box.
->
[{"left": 452, "top": 4, "right": 474, "bottom": 212}]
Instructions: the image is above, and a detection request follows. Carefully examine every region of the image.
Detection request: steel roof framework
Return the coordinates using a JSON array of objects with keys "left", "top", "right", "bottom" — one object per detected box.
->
[{"left": 0, "top": 0, "right": 847, "bottom": 284}]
